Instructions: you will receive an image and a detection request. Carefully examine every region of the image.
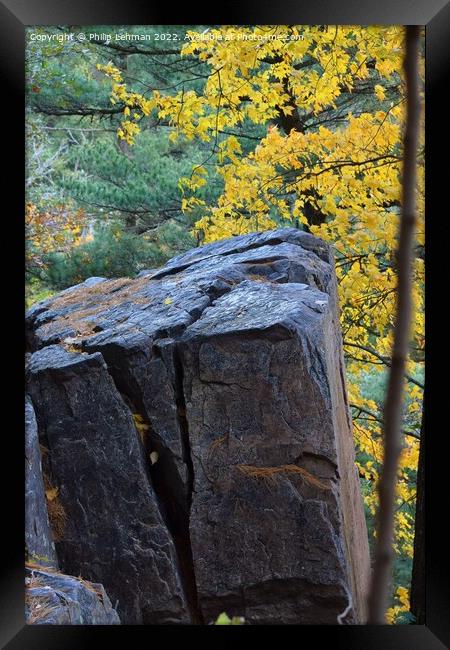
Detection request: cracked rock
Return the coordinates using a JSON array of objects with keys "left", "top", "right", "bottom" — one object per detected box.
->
[
  {"left": 26, "top": 228, "right": 370, "bottom": 625},
  {"left": 25, "top": 396, "right": 58, "bottom": 569},
  {"left": 26, "top": 346, "right": 190, "bottom": 624}
]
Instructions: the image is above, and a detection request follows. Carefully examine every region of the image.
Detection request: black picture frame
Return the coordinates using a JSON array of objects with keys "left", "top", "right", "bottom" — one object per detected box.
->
[{"left": 2, "top": 1, "right": 448, "bottom": 647}]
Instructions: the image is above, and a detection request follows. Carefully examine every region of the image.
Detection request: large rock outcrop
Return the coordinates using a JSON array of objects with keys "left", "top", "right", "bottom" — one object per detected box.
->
[{"left": 26, "top": 228, "right": 370, "bottom": 624}]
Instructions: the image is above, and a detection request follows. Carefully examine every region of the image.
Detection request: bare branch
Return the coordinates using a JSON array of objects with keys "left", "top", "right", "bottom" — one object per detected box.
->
[
  {"left": 34, "top": 103, "right": 125, "bottom": 117},
  {"left": 349, "top": 403, "right": 420, "bottom": 441},
  {"left": 344, "top": 341, "right": 424, "bottom": 389},
  {"left": 90, "top": 40, "right": 183, "bottom": 57}
]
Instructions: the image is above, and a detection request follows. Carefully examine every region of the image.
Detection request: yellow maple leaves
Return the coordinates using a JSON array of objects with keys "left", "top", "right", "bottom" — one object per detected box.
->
[
  {"left": 97, "top": 26, "right": 408, "bottom": 150},
  {"left": 26, "top": 202, "right": 88, "bottom": 269},
  {"left": 96, "top": 62, "right": 122, "bottom": 82},
  {"left": 96, "top": 27, "right": 424, "bottom": 623},
  {"left": 386, "top": 586, "right": 410, "bottom": 623},
  {"left": 117, "top": 120, "right": 140, "bottom": 144}
]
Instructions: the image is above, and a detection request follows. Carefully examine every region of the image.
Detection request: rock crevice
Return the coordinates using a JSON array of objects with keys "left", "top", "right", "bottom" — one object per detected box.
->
[{"left": 171, "top": 342, "right": 203, "bottom": 624}]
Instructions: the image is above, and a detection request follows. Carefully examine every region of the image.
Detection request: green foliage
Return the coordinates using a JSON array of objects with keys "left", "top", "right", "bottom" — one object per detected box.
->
[
  {"left": 43, "top": 222, "right": 165, "bottom": 289},
  {"left": 396, "top": 610, "right": 416, "bottom": 625},
  {"left": 25, "top": 25, "right": 219, "bottom": 231},
  {"left": 352, "top": 367, "right": 424, "bottom": 408},
  {"left": 214, "top": 612, "right": 245, "bottom": 625},
  {"left": 59, "top": 128, "right": 222, "bottom": 231},
  {"left": 25, "top": 278, "right": 55, "bottom": 309},
  {"left": 26, "top": 28, "right": 117, "bottom": 113}
]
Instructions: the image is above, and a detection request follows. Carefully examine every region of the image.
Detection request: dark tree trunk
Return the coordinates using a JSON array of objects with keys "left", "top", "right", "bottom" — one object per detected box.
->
[
  {"left": 302, "top": 189, "right": 329, "bottom": 229},
  {"left": 275, "top": 83, "right": 328, "bottom": 230},
  {"left": 410, "top": 401, "right": 425, "bottom": 623}
]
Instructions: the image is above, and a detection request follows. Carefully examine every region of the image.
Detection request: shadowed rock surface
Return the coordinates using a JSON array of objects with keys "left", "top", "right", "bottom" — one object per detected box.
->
[
  {"left": 26, "top": 228, "right": 370, "bottom": 625},
  {"left": 26, "top": 346, "right": 191, "bottom": 625},
  {"left": 25, "top": 397, "right": 58, "bottom": 569},
  {"left": 25, "top": 567, "right": 120, "bottom": 624}
]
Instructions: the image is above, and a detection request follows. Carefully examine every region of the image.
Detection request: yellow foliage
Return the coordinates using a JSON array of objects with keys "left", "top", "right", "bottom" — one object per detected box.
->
[
  {"left": 97, "top": 27, "right": 424, "bottom": 619},
  {"left": 26, "top": 202, "right": 87, "bottom": 269},
  {"left": 386, "top": 586, "right": 410, "bottom": 624}
]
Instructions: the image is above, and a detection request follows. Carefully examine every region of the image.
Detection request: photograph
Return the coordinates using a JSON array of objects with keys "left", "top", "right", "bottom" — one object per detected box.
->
[
  {"left": 23, "top": 23, "right": 424, "bottom": 627},
  {"left": 0, "top": 3, "right": 445, "bottom": 645}
]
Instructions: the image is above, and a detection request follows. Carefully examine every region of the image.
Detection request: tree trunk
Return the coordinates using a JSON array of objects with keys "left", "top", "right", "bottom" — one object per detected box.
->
[
  {"left": 410, "top": 401, "right": 425, "bottom": 623},
  {"left": 366, "top": 25, "right": 421, "bottom": 624}
]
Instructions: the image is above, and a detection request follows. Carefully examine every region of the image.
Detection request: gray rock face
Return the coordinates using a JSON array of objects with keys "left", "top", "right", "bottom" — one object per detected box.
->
[
  {"left": 25, "top": 397, "right": 58, "bottom": 568},
  {"left": 25, "top": 567, "right": 120, "bottom": 624},
  {"left": 180, "top": 281, "right": 365, "bottom": 623},
  {"left": 27, "top": 346, "right": 191, "bottom": 625},
  {"left": 26, "top": 228, "right": 370, "bottom": 625}
]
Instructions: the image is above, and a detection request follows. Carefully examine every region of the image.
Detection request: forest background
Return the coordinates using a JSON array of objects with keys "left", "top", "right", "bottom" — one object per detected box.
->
[{"left": 25, "top": 24, "right": 425, "bottom": 623}]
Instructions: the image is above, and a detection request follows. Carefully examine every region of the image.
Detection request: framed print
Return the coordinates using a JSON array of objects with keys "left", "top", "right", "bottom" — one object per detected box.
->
[{"left": 1, "top": 0, "right": 449, "bottom": 647}]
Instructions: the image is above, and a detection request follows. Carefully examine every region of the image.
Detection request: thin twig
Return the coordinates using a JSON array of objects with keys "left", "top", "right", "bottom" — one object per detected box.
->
[{"left": 349, "top": 402, "right": 420, "bottom": 441}]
